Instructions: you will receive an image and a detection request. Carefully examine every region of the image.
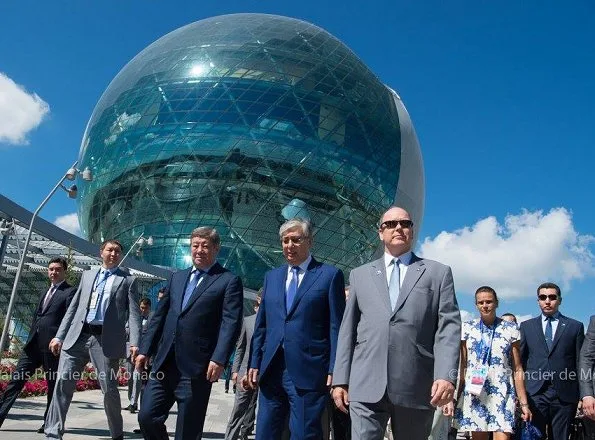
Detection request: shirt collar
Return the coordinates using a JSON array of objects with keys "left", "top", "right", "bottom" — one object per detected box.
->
[
  {"left": 384, "top": 251, "right": 413, "bottom": 268},
  {"left": 192, "top": 263, "right": 214, "bottom": 275},
  {"left": 290, "top": 254, "right": 312, "bottom": 272},
  {"left": 51, "top": 280, "right": 65, "bottom": 289},
  {"left": 100, "top": 266, "right": 117, "bottom": 276},
  {"left": 542, "top": 312, "right": 561, "bottom": 321}
]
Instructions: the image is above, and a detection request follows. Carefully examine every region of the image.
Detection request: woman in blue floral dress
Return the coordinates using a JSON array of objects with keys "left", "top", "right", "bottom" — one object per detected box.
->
[{"left": 454, "top": 286, "right": 531, "bottom": 439}]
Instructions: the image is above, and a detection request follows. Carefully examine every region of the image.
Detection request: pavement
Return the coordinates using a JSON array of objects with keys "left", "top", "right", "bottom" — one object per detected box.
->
[{"left": 0, "top": 382, "right": 236, "bottom": 439}]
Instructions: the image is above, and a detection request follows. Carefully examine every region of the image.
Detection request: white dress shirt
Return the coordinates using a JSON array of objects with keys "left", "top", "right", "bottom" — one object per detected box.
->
[{"left": 285, "top": 254, "right": 312, "bottom": 292}]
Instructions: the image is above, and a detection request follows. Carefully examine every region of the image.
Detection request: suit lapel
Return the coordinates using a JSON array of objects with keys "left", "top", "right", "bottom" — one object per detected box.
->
[
  {"left": 82, "top": 268, "right": 100, "bottom": 309},
  {"left": 370, "top": 257, "right": 392, "bottom": 313},
  {"left": 106, "top": 270, "right": 125, "bottom": 308},
  {"left": 532, "top": 317, "right": 550, "bottom": 354},
  {"left": 174, "top": 268, "right": 193, "bottom": 313},
  {"left": 550, "top": 314, "right": 568, "bottom": 354},
  {"left": 180, "top": 264, "right": 223, "bottom": 314},
  {"left": 41, "top": 282, "right": 69, "bottom": 314},
  {"left": 287, "top": 259, "right": 322, "bottom": 318},
  {"left": 393, "top": 256, "right": 426, "bottom": 316}
]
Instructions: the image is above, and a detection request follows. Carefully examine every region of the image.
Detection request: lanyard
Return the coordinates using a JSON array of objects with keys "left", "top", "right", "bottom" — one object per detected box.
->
[{"left": 478, "top": 319, "right": 497, "bottom": 365}]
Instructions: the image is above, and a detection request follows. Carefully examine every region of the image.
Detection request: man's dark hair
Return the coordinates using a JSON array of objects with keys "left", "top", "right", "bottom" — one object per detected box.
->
[
  {"left": 475, "top": 285, "right": 498, "bottom": 305},
  {"left": 48, "top": 257, "right": 68, "bottom": 271},
  {"left": 140, "top": 297, "right": 152, "bottom": 307},
  {"left": 537, "top": 282, "right": 561, "bottom": 298},
  {"left": 501, "top": 313, "right": 517, "bottom": 323},
  {"left": 100, "top": 239, "right": 124, "bottom": 252}
]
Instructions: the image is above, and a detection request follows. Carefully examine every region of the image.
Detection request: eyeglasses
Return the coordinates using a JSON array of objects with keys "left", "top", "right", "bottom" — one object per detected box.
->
[
  {"left": 282, "top": 236, "right": 306, "bottom": 245},
  {"left": 538, "top": 294, "right": 559, "bottom": 301},
  {"left": 380, "top": 219, "right": 414, "bottom": 230}
]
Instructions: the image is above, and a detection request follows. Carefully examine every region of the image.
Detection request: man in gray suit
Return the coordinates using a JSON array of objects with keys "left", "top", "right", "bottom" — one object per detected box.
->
[
  {"left": 580, "top": 315, "right": 595, "bottom": 420},
  {"left": 45, "top": 239, "right": 141, "bottom": 440},
  {"left": 225, "top": 296, "right": 261, "bottom": 440},
  {"left": 332, "top": 206, "right": 461, "bottom": 440}
]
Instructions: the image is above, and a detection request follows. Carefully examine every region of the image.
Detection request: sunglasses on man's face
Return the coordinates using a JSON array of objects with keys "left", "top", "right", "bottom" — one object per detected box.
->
[
  {"left": 380, "top": 219, "right": 414, "bottom": 230},
  {"left": 538, "top": 294, "right": 559, "bottom": 301}
]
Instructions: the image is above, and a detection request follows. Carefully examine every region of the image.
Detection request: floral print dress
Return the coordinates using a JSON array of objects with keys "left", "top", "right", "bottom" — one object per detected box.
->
[{"left": 454, "top": 318, "right": 520, "bottom": 433}]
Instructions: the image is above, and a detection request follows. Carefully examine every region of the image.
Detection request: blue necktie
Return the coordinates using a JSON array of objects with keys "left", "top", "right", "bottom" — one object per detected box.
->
[
  {"left": 86, "top": 270, "right": 110, "bottom": 322},
  {"left": 182, "top": 269, "right": 202, "bottom": 309},
  {"left": 286, "top": 266, "right": 300, "bottom": 313},
  {"left": 388, "top": 258, "right": 400, "bottom": 311},
  {"left": 545, "top": 316, "right": 554, "bottom": 351}
]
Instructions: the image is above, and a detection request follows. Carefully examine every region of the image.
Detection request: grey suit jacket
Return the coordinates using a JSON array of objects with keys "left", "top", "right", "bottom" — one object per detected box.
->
[
  {"left": 579, "top": 315, "right": 595, "bottom": 398},
  {"left": 232, "top": 313, "right": 257, "bottom": 377},
  {"left": 56, "top": 266, "right": 141, "bottom": 359},
  {"left": 333, "top": 253, "right": 461, "bottom": 409}
]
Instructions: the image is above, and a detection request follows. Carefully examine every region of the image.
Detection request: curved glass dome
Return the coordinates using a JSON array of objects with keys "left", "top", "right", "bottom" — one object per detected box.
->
[{"left": 77, "top": 13, "right": 420, "bottom": 288}]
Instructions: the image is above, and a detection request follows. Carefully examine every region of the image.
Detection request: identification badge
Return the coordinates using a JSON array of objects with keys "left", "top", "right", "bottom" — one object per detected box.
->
[
  {"left": 466, "top": 365, "right": 488, "bottom": 396},
  {"left": 89, "top": 289, "right": 99, "bottom": 309}
]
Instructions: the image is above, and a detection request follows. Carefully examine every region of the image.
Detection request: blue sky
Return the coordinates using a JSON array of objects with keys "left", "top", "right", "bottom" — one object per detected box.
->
[{"left": 1, "top": 1, "right": 593, "bottom": 324}]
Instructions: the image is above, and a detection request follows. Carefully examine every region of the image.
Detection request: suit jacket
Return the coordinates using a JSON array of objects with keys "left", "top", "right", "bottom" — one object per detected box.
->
[
  {"left": 140, "top": 262, "right": 244, "bottom": 378},
  {"left": 332, "top": 253, "right": 461, "bottom": 409},
  {"left": 232, "top": 313, "right": 257, "bottom": 377},
  {"left": 56, "top": 266, "right": 141, "bottom": 359},
  {"left": 24, "top": 281, "right": 76, "bottom": 355},
  {"left": 520, "top": 314, "right": 585, "bottom": 403},
  {"left": 249, "top": 258, "right": 346, "bottom": 390},
  {"left": 579, "top": 315, "right": 595, "bottom": 398}
]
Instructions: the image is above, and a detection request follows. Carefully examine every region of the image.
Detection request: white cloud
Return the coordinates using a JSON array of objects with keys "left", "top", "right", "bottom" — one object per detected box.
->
[
  {"left": 419, "top": 208, "right": 594, "bottom": 299},
  {"left": 0, "top": 72, "right": 50, "bottom": 145},
  {"left": 54, "top": 213, "right": 81, "bottom": 237}
]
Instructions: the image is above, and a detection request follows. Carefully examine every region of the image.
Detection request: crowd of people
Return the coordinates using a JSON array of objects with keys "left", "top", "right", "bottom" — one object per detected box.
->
[{"left": 0, "top": 205, "right": 594, "bottom": 440}]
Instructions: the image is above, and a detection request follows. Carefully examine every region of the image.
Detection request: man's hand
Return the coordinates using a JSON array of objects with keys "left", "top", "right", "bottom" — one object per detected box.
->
[
  {"left": 583, "top": 396, "right": 595, "bottom": 420},
  {"left": 332, "top": 386, "right": 350, "bottom": 414},
  {"left": 442, "top": 401, "right": 455, "bottom": 417},
  {"left": 240, "top": 375, "right": 251, "bottom": 391},
  {"left": 430, "top": 379, "right": 455, "bottom": 407},
  {"left": 135, "top": 354, "right": 149, "bottom": 372},
  {"left": 231, "top": 372, "right": 238, "bottom": 384},
  {"left": 49, "top": 338, "right": 62, "bottom": 356},
  {"left": 129, "top": 345, "right": 138, "bottom": 362},
  {"left": 248, "top": 368, "right": 259, "bottom": 390},
  {"left": 206, "top": 361, "right": 224, "bottom": 382}
]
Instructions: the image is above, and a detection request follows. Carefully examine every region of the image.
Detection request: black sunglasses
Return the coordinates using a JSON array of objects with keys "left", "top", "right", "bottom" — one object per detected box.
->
[
  {"left": 538, "top": 294, "right": 559, "bottom": 301},
  {"left": 380, "top": 219, "right": 414, "bottom": 230}
]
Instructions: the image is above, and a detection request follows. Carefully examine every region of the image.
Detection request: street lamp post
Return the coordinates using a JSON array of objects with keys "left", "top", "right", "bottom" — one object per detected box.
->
[
  {"left": 120, "top": 233, "right": 153, "bottom": 267},
  {"left": 0, "top": 161, "right": 92, "bottom": 361}
]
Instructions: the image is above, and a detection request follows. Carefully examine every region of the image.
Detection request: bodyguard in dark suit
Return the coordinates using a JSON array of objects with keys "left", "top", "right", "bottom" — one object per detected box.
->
[
  {"left": 579, "top": 315, "right": 595, "bottom": 420},
  {"left": 0, "top": 257, "right": 75, "bottom": 432},
  {"left": 137, "top": 227, "right": 244, "bottom": 440},
  {"left": 248, "top": 218, "right": 346, "bottom": 440},
  {"left": 520, "top": 282, "right": 585, "bottom": 440}
]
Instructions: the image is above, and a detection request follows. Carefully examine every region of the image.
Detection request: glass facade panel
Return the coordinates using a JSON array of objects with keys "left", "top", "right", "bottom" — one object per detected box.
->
[{"left": 77, "top": 13, "right": 422, "bottom": 289}]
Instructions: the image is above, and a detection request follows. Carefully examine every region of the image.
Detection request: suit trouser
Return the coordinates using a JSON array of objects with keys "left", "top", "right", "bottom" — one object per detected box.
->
[
  {"left": 349, "top": 393, "right": 433, "bottom": 440},
  {"left": 224, "top": 384, "right": 257, "bottom": 440},
  {"left": 528, "top": 383, "right": 577, "bottom": 440},
  {"left": 256, "top": 351, "right": 328, "bottom": 440},
  {"left": 0, "top": 342, "right": 58, "bottom": 427},
  {"left": 44, "top": 332, "right": 122, "bottom": 439},
  {"left": 138, "top": 355, "right": 213, "bottom": 440},
  {"left": 127, "top": 358, "right": 141, "bottom": 406}
]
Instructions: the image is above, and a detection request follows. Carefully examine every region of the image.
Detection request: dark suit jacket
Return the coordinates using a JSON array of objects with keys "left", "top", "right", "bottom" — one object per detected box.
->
[
  {"left": 520, "top": 314, "right": 585, "bottom": 403},
  {"left": 579, "top": 315, "right": 595, "bottom": 398},
  {"left": 24, "top": 281, "right": 76, "bottom": 355},
  {"left": 140, "top": 262, "right": 244, "bottom": 378},
  {"left": 249, "top": 257, "right": 345, "bottom": 390}
]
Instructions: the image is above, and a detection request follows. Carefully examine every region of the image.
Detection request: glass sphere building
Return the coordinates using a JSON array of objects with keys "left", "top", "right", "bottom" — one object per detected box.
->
[{"left": 77, "top": 13, "right": 424, "bottom": 289}]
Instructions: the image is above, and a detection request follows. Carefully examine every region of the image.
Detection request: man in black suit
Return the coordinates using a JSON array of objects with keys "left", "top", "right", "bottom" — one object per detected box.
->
[
  {"left": 136, "top": 226, "right": 244, "bottom": 440},
  {"left": 0, "top": 257, "right": 76, "bottom": 433},
  {"left": 520, "top": 282, "right": 585, "bottom": 440}
]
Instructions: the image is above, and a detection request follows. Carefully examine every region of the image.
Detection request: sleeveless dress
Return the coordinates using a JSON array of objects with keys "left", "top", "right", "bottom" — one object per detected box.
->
[{"left": 454, "top": 318, "right": 519, "bottom": 432}]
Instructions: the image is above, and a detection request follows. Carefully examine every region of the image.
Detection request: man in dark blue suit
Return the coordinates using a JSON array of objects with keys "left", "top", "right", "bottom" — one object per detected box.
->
[
  {"left": 0, "top": 257, "right": 75, "bottom": 433},
  {"left": 248, "top": 218, "right": 346, "bottom": 440},
  {"left": 136, "top": 227, "right": 244, "bottom": 440},
  {"left": 520, "top": 282, "right": 584, "bottom": 440}
]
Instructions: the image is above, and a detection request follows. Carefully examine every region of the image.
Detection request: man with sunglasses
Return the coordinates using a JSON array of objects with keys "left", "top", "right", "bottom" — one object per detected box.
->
[
  {"left": 332, "top": 206, "right": 461, "bottom": 440},
  {"left": 248, "top": 218, "right": 346, "bottom": 440},
  {"left": 520, "top": 282, "right": 585, "bottom": 440}
]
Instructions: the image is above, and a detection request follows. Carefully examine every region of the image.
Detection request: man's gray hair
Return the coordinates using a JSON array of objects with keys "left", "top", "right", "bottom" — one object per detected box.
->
[
  {"left": 190, "top": 226, "right": 221, "bottom": 247},
  {"left": 279, "top": 218, "right": 312, "bottom": 239}
]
